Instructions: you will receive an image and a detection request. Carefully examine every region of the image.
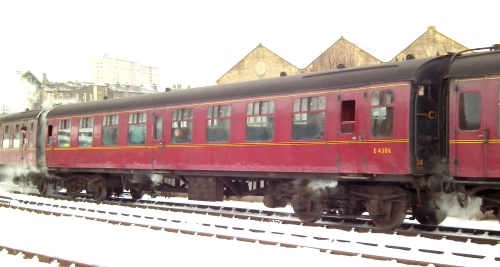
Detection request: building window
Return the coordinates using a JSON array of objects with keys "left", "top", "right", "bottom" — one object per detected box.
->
[
  {"left": 246, "top": 101, "right": 274, "bottom": 141},
  {"left": 459, "top": 92, "right": 481, "bottom": 131},
  {"left": 128, "top": 113, "right": 146, "bottom": 145},
  {"left": 2, "top": 126, "right": 9, "bottom": 148},
  {"left": 340, "top": 100, "right": 356, "bottom": 134},
  {"left": 102, "top": 115, "right": 119, "bottom": 146},
  {"left": 171, "top": 108, "right": 192, "bottom": 144},
  {"left": 292, "top": 96, "right": 325, "bottom": 140},
  {"left": 79, "top": 117, "right": 94, "bottom": 147},
  {"left": 370, "top": 90, "right": 394, "bottom": 137},
  {"left": 206, "top": 105, "right": 230, "bottom": 142},
  {"left": 58, "top": 119, "right": 71, "bottom": 147}
]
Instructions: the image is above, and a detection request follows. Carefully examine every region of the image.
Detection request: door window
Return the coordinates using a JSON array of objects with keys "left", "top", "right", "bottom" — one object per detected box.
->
[{"left": 459, "top": 92, "right": 481, "bottom": 131}]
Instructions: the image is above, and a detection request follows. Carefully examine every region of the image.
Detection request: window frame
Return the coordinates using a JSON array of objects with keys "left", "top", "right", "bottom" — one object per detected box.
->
[
  {"left": 206, "top": 105, "right": 231, "bottom": 143},
  {"left": 128, "top": 112, "right": 147, "bottom": 145},
  {"left": 78, "top": 117, "right": 94, "bottom": 147},
  {"left": 102, "top": 115, "right": 119, "bottom": 146},
  {"left": 245, "top": 101, "right": 275, "bottom": 142},
  {"left": 291, "top": 96, "right": 325, "bottom": 140},
  {"left": 370, "top": 90, "right": 394, "bottom": 138},
  {"left": 57, "top": 119, "right": 71, "bottom": 147},
  {"left": 171, "top": 108, "right": 193, "bottom": 144}
]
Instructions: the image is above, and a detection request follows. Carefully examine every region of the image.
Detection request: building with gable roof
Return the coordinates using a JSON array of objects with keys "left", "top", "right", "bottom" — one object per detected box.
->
[
  {"left": 390, "top": 26, "right": 468, "bottom": 62},
  {"left": 216, "top": 43, "right": 300, "bottom": 85},
  {"left": 216, "top": 26, "right": 470, "bottom": 85},
  {"left": 306, "top": 36, "right": 382, "bottom": 73}
]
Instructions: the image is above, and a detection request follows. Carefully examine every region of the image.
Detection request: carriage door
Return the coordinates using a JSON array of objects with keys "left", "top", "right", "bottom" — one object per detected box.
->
[
  {"left": 450, "top": 79, "right": 485, "bottom": 177},
  {"left": 151, "top": 109, "right": 166, "bottom": 170},
  {"left": 483, "top": 77, "right": 500, "bottom": 177},
  {"left": 338, "top": 89, "right": 366, "bottom": 173}
]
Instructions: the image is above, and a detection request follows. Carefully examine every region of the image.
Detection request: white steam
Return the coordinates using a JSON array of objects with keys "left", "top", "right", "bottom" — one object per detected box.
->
[
  {"left": 0, "top": 70, "right": 39, "bottom": 113},
  {"left": 436, "top": 193, "right": 491, "bottom": 220},
  {"left": 0, "top": 166, "right": 41, "bottom": 194},
  {"left": 151, "top": 174, "right": 164, "bottom": 186},
  {"left": 307, "top": 179, "right": 338, "bottom": 191}
]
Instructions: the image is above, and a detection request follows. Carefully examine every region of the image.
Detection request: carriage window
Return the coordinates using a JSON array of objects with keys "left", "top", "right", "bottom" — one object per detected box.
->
[
  {"left": 79, "top": 117, "right": 94, "bottom": 147},
  {"left": 128, "top": 113, "right": 146, "bottom": 145},
  {"left": 206, "top": 105, "right": 230, "bottom": 142},
  {"left": 154, "top": 116, "right": 163, "bottom": 140},
  {"left": 28, "top": 122, "right": 35, "bottom": 148},
  {"left": 2, "top": 126, "right": 9, "bottom": 148},
  {"left": 292, "top": 96, "right": 325, "bottom": 140},
  {"left": 340, "top": 100, "right": 355, "bottom": 133},
  {"left": 246, "top": 101, "right": 274, "bottom": 141},
  {"left": 370, "top": 90, "right": 394, "bottom": 137},
  {"left": 459, "top": 92, "right": 481, "bottom": 131},
  {"left": 58, "top": 119, "right": 71, "bottom": 147},
  {"left": 171, "top": 108, "right": 192, "bottom": 144},
  {"left": 102, "top": 115, "right": 119, "bottom": 146},
  {"left": 12, "top": 125, "right": 20, "bottom": 148}
]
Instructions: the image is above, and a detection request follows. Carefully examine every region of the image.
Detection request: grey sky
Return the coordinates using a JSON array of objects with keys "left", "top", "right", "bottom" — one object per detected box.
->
[{"left": 1, "top": 0, "right": 499, "bottom": 90}]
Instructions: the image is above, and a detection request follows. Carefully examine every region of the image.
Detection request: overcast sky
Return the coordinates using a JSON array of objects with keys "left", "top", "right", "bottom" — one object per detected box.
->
[{"left": 1, "top": 0, "right": 499, "bottom": 90}]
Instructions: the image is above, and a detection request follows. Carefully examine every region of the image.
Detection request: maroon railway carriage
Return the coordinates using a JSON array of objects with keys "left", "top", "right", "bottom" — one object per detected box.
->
[
  {"left": 0, "top": 109, "right": 46, "bottom": 185},
  {"left": 2, "top": 45, "right": 499, "bottom": 229},
  {"left": 446, "top": 47, "right": 500, "bottom": 216}
]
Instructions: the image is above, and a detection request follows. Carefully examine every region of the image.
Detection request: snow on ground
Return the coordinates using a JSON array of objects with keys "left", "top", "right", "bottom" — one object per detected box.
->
[
  {"left": 0, "top": 206, "right": 416, "bottom": 267},
  {"left": 0, "top": 181, "right": 499, "bottom": 267},
  {"left": 0, "top": 194, "right": 499, "bottom": 267}
]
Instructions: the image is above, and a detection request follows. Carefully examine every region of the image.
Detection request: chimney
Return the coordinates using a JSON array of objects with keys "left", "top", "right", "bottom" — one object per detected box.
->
[{"left": 42, "top": 73, "right": 48, "bottom": 83}]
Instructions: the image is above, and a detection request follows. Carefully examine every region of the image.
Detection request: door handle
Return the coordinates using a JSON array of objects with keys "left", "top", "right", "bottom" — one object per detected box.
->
[{"left": 482, "top": 129, "right": 489, "bottom": 144}]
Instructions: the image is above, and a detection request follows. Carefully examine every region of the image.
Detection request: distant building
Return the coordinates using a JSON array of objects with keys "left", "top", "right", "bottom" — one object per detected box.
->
[
  {"left": 91, "top": 54, "right": 159, "bottom": 88},
  {"left": 390, "top": 26, "right": 468, "bottom": 62},
  {"left": 305, "top": 36, "right": 382, "bottom": 73},
  {"left": 10, "top": 73, "right": 159, "bottom": 112},
  {"left": 216, "top": 43, "right": 300, "bottom": 85},
  {"left": 217, "top": 26, "right": 471, "bottom": 85}
]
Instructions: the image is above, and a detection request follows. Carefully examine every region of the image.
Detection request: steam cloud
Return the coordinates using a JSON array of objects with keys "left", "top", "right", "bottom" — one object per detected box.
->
[
  {"left": 150, "top": 174, "right": 164, "bottom": 186},
  {"left": 436, "top": 192, "right": 492, "bottom": 220},
  {"left": 0, "top": 70, "right": 38, "bottom": 113}
]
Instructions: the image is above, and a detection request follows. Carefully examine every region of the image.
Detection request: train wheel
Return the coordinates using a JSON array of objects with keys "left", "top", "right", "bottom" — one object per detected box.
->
[
  {"left": 413, "top": 208, "right": 447, "bottom": 226},
  {"left": 263, "top": 194, "right": 287, "bottom": 208},
  {"left": 369, "top": 201, "right": 406, "bottom": 230},
  {"left": 130, "top": 189, "right": 144, "bottom": 200},
  {"left": 291, "top": 194, "right": 322, "bottom": 223},
  {"left": 92, "top": 186, "right": 108, "bottom": 202},
  {"left": 37, "top": 183, "right": 48, "bottom": 195},
  {"left": 66, "top": 188, "right": 79, "bottom": 199}
]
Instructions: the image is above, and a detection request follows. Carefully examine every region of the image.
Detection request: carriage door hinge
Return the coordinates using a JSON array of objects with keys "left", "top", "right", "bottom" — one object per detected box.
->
[
  {"left": 454, "top": 158, "right": 458, "bottom": 166},
  {"left": 454, "top": 85, "right": 459, "bottom": 92}
]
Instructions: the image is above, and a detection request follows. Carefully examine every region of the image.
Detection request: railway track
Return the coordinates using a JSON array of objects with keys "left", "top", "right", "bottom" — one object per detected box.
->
[
  {"left": 1, "top": 192, "right": 499, "bottom": 266},
  {"left": 9, "top": 190, "right": 499, "bottom": 245},
  {"left": 0, "top": 245, "right": 94, "bottom": 267}
]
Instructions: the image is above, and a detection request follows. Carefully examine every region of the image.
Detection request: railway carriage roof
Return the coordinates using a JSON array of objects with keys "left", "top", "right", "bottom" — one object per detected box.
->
[
  {"left": 0, "top": 109, "right": 45, "bottom": 124},
  {"left": 447, "top": 50, "right": 500, "bottom": 78},
  {"left": 46, "top": 56, "right": 450, "bottom": 118}
]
